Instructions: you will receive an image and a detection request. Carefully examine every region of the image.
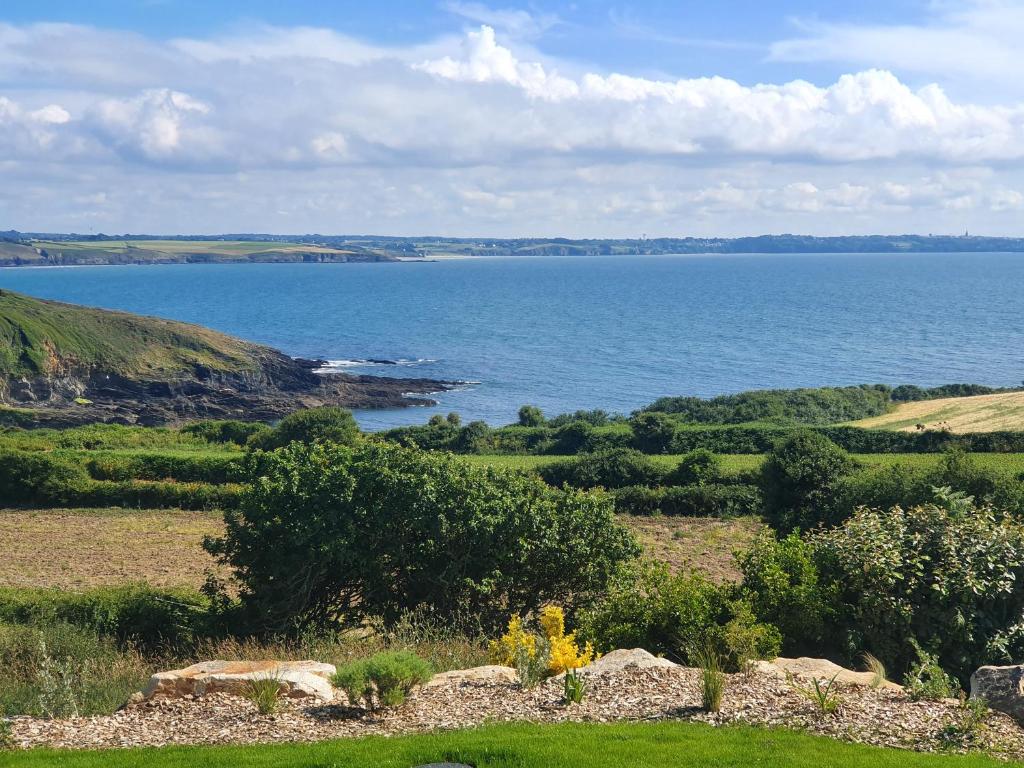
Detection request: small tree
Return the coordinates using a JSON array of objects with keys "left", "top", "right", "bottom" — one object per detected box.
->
[
  {"left": 205, "top": 442, "right": 639, "bottom": 633},
  {"left": 629, "top": 412, "right": 677, "bottom": 454},
  {"left": 517, "top": 405, "right": 546, "bottom": 427},
  {"left": 761, "top": 431, "right": 854, "bottom": 531}
]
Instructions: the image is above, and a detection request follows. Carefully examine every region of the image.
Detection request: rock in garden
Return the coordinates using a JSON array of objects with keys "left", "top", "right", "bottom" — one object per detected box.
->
[
  {"left": 971, "top": 665, "right": 1024, "bottom": 720},
  {"left": 424, "top": 665, "right": 519, "bottom": 687},
  {"left": 753, "top": 657, "right": 902, "bottom": 691},
  {"left": 570, "top": 648, "right": 679, "bottom": 678},
  {"left": 140, "top": 660, "right": 337, "bottom": 702}
]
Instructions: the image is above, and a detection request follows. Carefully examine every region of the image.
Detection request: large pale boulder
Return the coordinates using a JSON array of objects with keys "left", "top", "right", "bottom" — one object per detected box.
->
[
  {"left": 753, "top": 657, "right": 902, "bottom": 691},
  {"left": 569, "top": 648, "right": 679, "bottom": 679},
  {"left": 971, "top": 665, "right": 1024, "bottom": 720},
  {"left": 140, "top": 660, "right": 336, "bottom": 702},
  {"left": 424, "top": 665, "right": 519, "bottom": 687}
]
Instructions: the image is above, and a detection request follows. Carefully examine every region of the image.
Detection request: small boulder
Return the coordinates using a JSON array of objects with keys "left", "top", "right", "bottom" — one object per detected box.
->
[
  {"left": 971, "top": 665, "right": 1024, "bottom": 720},
  {"left": 140, "top": 660, "right": 336, "bottom": 702},
  {"left": 569, "top": 648, "right": 679, "bottom": 679},
  {"left": 753, "top": 657, "right": 902, "bottom": 691},
  {"left": 424, "top": 665, "right": 518, "bottom": 688}
]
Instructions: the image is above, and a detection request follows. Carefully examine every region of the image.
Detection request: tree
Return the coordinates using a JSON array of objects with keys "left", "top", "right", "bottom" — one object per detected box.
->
[
  {"left": 760, "top": 431, "right": 855, "bottom": 531},
  {"left": 205, "top": 441, "right": 639, "bottom": 633},
  {"left": 517, "top": 404, "right": 546, "bottom": 427},
  {"left": 251, "top": 406, "right": 359, "bottom": 450},
  {"left": 665, "top": 449, "right": 722, "bottom": 486}
]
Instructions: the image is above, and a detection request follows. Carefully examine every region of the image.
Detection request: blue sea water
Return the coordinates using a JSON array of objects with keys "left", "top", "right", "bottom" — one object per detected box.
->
[{"left": 1, "top": 253, "right": 1022, "bottom": 430}]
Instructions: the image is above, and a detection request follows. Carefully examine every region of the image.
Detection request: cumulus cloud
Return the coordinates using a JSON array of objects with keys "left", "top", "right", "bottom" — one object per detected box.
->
[{"left": 0, "top": 19, "right": 1023, "bottom": 235}]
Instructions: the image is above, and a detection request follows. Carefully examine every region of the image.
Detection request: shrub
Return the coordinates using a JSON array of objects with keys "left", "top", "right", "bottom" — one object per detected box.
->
[
  {"left": 0, "top": 449, "right": 90, "bottom": 506},
  {"left": 760, "top": 432, "right": 855, "bottom": 531},
  {"left": 577, "top": 561, "right": 778, "bottom": 669},
  {"left": 455, "top": 420, "right": 493, "bottom": 453},
  {"left": 518, "top": 405, "right": 546, "bottom": 427},
  {"left": 659, "top": 484, "right": 762, "bottom": 517},
  {"left": 665, "top": 449, "right": 722, "bottom": 486},
  {"left": 181, "top": 420, "right": 270, "bottom": 446},
  {"left": 205, "top": 442, "right": 638, "bottom": 633},
  {"left": 490, "top": 607, "right": 594, "bottom": 677},
  {"left": 612, "top": 485, "right": 665, "bottom": 515},
  {"left": 250, "top": 406, "right": 359, "bottom": 450},
  {"left": 332, "top": 651, "right": 433, "bottom": 709},
  {"left": 539, "top": 448, "right": 664, "bottom": 490},
  {"left": 629, "top": 412, "right": 678, "bottom": 454},
  {"left": 904, "top": 644, "right": 961, "bottom": 701}
]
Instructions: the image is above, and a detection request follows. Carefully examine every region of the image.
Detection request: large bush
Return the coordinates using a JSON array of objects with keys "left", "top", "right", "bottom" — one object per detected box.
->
[
  {"left": 539, "top": 448, "right": 665, "bottom": 490},
  {"left": 740, "top": 492, "right": 1024, "bottom": 682},
  {"left": 250, "top": 406, "right": 360, "bottom": 450},
  {"left": 205, "top": 442, "right": 639, "bottom": 633},
  {"left": 760, "top": 432, "right": 855, "bottom": 531}
]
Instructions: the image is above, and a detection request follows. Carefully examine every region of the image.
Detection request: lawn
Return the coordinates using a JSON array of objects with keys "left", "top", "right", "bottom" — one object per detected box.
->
[{"left": 5, "top": 721, "right": 1017, "bottom": 768}]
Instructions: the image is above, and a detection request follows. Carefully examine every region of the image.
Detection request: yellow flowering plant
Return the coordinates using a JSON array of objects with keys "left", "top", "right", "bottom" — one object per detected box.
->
[{"left": 489, "top": 606, "right": 595, "bottom": 677}]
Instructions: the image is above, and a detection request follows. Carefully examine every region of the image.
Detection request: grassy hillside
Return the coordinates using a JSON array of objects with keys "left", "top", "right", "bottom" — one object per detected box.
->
[
  {"left": 849, "top": 391, "right": 1024, "bottom": 433},
  {"left": 0, "top": 289, "right": 260, "bottom": 379}
]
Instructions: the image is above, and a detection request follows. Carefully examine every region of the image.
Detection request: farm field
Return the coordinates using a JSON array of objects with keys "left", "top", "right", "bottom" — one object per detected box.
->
[
  {"left": 0, "top": 508, "right": 752, "bottom": 590},
  {"left": 5, "top": 721, "right": 1015, "bottom": 768},
  {"left": 849, "top": 391, "right": 1024, "bottom": 433}
]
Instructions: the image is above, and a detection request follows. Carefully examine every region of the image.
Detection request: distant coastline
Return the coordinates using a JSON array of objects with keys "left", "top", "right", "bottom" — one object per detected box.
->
[{"left": 3, "top": 231, "right": 1024, "bottom": 267}]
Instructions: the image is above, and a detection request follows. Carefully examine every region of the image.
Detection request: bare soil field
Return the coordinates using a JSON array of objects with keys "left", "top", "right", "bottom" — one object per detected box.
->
[
  {"left": 849, "top": 391, "right": 1024, "bottom": 433},
  {"left": 0, "top": 509, "right": 756, "bottom": 590}
]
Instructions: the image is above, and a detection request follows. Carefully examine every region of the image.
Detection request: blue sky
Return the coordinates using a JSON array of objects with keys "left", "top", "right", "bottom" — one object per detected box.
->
[{"left": 0, "top": 1, "right": 1022, "bottom": 236}]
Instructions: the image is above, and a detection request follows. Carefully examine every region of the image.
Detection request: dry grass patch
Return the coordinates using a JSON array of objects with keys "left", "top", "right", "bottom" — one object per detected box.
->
[
  {"left": 0, "top": 508, "right": 223, "bottom": 590},
  {"left": 620, "top": 514, "right": 764, "bottom": 582},
  {"left": 849, "top": 391, "right": 1024, "bottom": 433}
]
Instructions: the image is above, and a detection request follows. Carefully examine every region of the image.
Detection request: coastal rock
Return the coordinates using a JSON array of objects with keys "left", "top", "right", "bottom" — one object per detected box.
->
[
  {"left": 971, "top": 665, "right": 1024, "bottom": 720},
  {"left": 139, "top": 660, "right": 336, "bottom": 702},
  {"left": 753, "top": 657, "right": 902, "bottom": 691},
  {"left": 424, "top": 666, "right": 518, "bottom": 688}
]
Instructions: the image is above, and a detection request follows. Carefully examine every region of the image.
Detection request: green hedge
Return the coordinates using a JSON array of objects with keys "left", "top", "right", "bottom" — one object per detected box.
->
[
  {"left": 82, "top": 451, "right": 244, "bottom": 484},
  {"left": 613, "top": 483, "right": 763, "bottom": 517},
  {"left": 0, "top": 584, "right": 210, "bottom": 647}
]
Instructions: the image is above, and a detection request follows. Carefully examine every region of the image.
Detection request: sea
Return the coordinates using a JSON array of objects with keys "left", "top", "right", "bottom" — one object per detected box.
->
[{"left": 1, "top": 252, "right": 1021, "bottom": 430}]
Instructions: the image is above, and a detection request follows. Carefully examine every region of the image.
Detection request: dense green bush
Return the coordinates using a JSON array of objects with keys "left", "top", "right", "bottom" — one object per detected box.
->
[
  {"left": 665, "top": 449, "right": 723, "bottom": 486},
  {"left": 205, "top": 441, "right": 639, "bottom": 633},
  {"left": 612, "top": 484, "right": 762, "bottom": 517},
  {"left": 629, "top": 412, "right": 677, "bottom": 454},
  {"left": 250, "top": 406, "right": 360, "bottom": 450},
  {"left": 740, "top": 492, "right": 1024, "bottom": 683},
  {"left": 517, "top": 405, "right": 546, "bottom": 427},
  {"left": 760, "top": 432, "right": 856, "bottom": 531},
  {"left": 578, "top": 561, "right": 780, "bottom": 669},
  {"left": 0, "top": 449, "right": 90, "bottom": 505},
  {"left": 0, "top": 585, "right": 209, "bottom": 648},
  {"left": 80, "top": 479, "right": 242, "bottom": 510},
  {"left": 539, "top": 448, "right": 665, "bottom": 490},
  {"left": 83, "top": 452, "right": 243, "bottom": 484},
  {"left": 643, "top": 385, "right": 892, "bottom": 425}
]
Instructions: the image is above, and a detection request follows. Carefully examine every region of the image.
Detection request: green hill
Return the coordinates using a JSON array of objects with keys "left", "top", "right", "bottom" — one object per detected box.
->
[{"left": 0, "top": 289, "right": 259, "bottom": 380}]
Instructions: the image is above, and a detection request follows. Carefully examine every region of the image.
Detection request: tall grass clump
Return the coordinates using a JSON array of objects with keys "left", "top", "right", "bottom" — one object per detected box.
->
[
  {"left": 693, "top": 644, "right": 725, "bottom": 713},
  {"left": 241, "top": 675, "right": 283, "bottom": 715},
  {"left": 859, "top": 652, "right": 887, "bottom": 689}
]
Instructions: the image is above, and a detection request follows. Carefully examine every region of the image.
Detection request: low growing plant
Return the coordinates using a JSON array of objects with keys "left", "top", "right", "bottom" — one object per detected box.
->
[
  {"left": 693, "top": 644, "right": 725, "bottom": 713},
  {"left": 242, "top": 674, "right": 283, "bottom": 715},
  {"left": 563, "top": 668, "right": 587, "bottom": 705},
  {"left": 939, "top": 697, "right": 989, "bottom": 749},
  {"left": 788, "top": 673, "right": 841, "bottom": 716},
  {"left": 0, "top": 717, "right": 13, "bottom": 750},
  {"left": 904, "top": 646, "right": 960, "bottom": 702}
]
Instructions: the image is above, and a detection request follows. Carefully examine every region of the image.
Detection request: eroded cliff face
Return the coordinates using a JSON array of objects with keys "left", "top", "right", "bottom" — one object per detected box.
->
[{"left": 0, "top": 349, "right": 453, "bottom": 427}]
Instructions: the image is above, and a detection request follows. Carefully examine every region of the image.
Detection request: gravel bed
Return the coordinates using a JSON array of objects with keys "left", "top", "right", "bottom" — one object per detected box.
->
[{"left": 10, "top": 667, "right": 1024, "bottom": 758}]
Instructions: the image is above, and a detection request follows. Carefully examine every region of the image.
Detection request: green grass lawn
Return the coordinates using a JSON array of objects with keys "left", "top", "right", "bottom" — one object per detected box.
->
[{"left": 6, "top": 722, "right": 1016, "bottom": 768}]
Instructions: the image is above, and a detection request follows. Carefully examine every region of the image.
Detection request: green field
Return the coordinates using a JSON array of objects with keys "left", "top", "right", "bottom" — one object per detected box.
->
[
  {"left": 41, "top": 240, "right": 358, "bottom": 256},
  {"left": 4, "top": 721, "right": 1015, "bottom": 768},
  {"left": 463, "top": 452, "right": 1024, "bottom": 475}
]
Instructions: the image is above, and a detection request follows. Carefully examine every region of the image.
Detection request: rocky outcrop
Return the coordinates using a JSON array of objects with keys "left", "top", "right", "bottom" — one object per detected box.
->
[
  {"left": 971, "top": 665, "right": 1024, "bottom": 720},
  {"left": 753, "top": 657, "right": 903, "bottom": 691},
  {"left": 569, "top": 648, "right": 679, "bottom": 679},
  {"left": 136, "top": 660, "right": 336, "bottom": 703}
]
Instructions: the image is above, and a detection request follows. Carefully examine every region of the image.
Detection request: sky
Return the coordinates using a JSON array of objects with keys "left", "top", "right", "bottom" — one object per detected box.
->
[{"left": 1, "top": 0, "right": 1024, "bottom": 237}]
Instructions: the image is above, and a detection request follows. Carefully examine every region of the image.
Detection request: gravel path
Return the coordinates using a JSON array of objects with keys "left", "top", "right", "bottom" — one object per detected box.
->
[{"left": 10, "top": 667, "right": 1024, "bottom": 758}]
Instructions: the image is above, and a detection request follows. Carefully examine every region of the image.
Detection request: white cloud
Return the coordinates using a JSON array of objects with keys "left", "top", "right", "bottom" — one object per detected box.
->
[
  {"left": 443, "top": 2, "right": 559, "bottom": 39},
  {"left": 0, "top": 19, "right": 1023, "bottom": 235}
]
